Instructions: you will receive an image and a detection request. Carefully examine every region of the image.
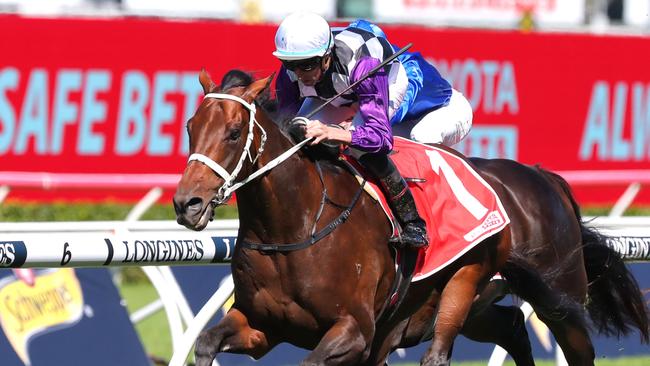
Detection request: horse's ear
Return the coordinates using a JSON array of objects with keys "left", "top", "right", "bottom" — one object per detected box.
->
[
  {"left": 242, "top": 73, "right": 275, "bottom": 103},
  {"left": 199, "top": 68, "right": 217, "bottom": 94}
]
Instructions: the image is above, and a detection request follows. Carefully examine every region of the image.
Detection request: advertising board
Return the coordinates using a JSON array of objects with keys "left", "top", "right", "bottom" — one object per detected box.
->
[{"left": 1, "top": 16, "right": 649, "bottom": 204}]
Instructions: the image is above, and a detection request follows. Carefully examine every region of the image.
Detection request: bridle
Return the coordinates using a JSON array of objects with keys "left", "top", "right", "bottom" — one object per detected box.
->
[
  {"left": 187, "top": 93, "right": 311, "bottom": 205},
  {"left": 185, "top": 92, "right": 365, "bottom": 253}
]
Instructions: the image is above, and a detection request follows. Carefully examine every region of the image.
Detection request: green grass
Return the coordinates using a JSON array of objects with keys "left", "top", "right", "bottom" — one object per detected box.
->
[
  {"left": 582, "top": 206, "right": 650, "bottom": 216},
  {"left": 0, "top": 201, "right": 238, "bottom": 221},
  {"left": 2, "top": 202, "right": 649, "bottom": 222},
  {"left": 119, "top": 281, "right": 174, "bottom": 360}
]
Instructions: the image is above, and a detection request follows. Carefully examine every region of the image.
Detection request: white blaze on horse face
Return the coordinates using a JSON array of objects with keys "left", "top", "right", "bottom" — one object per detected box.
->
[{"left": 426, "top": 149, "right": 489, "bottom": 220}]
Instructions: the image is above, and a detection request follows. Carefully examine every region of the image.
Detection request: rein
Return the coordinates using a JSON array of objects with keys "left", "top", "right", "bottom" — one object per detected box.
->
[{"left": 186, "top": 93, "right": 365, "bottom": 252}]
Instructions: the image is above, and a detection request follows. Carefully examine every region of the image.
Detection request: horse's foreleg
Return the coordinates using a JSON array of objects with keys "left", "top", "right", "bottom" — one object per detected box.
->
[
  {"left": 301, "top": 314, "right": 371, "bottom": 366},
  {"left": 195, "top": 308, "right": 273, "bottom": 366},
  {"left": 420, "top": 265, "right": 483, "bottom": 366},
  {"left": 462, "top": 304, "right": 535, "bottom": 366}
]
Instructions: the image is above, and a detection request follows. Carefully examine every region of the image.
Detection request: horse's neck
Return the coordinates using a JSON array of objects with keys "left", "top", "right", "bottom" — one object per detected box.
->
[{"left": 236, "top": 112, "right": 323, "bottom": 243}]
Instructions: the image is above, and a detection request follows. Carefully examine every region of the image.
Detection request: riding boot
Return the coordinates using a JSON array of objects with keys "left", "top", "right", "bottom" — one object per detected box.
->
[{"left": 359, "top": 153, "right": 429, "bottom": 249}]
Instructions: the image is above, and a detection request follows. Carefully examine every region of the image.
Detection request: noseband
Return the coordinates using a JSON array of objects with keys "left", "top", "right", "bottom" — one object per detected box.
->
[{"left": 187, "top": 93, "right": 311, "bottom": 204}]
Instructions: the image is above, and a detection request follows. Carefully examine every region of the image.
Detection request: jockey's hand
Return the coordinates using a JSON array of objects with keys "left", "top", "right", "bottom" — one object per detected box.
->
[
  {"left": 338, "top": 120, "right": 353, "bottom": 131},
  {"left": 305, "top": 120, "right": 330, "bottom": 145},
  {"left": 305, "top": 120, "right": 352, "bottom": 146}
]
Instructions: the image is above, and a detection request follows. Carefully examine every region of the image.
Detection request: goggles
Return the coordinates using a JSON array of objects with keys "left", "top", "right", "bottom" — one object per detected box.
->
[{"left": 282, "top": 56, "right": 323, "bottom": 72}]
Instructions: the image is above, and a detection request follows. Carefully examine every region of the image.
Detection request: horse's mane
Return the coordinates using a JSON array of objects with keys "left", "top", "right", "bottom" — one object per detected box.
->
[{"left": 220, "top": 69, "right": 279, "bottom": 117}]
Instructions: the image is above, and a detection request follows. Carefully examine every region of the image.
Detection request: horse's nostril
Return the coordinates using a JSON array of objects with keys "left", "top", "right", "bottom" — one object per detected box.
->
[
  {"left": 173, "top": 196, "right": 203, "bottom": 218},
  {"left": 186, "top": 197, "right": 204, "bottom": 214}
]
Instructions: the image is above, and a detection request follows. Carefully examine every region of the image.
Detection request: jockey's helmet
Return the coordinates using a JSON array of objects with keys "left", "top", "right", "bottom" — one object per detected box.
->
[{"left": 273, "top": 12, "right": 333, "bottom": 61}]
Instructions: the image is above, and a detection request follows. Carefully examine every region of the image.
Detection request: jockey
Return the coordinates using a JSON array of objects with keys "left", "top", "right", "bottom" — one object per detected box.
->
[{"left": 273, "top": 12, "right": 473, "bottom": 249}]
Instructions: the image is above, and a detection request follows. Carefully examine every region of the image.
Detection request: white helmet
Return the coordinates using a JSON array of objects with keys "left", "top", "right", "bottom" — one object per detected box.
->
[{"left": 273, "top": 12, "right": 333, "bottom": 61}]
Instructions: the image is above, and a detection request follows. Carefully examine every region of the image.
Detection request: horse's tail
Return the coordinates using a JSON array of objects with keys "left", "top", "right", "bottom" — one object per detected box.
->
[
  {"left": 541, "top": 168, "right": 650, "bottom": 342},
  {"left": 581, "top": 225, "right": 650, "bottom": 342}
]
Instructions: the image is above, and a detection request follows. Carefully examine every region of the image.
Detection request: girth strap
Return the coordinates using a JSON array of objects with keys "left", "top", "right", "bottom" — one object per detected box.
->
[{"left": 239, "top": 202, "right": 356, "bottom": 252}]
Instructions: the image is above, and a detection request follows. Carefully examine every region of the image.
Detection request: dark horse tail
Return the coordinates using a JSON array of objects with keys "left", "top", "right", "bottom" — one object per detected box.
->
[{"left": 542, "top": 169, "right": 650, "bottom": 342}]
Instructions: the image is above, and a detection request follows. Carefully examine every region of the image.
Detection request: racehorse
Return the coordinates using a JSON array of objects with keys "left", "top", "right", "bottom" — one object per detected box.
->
[{"left": 173, "top": 71, "right": 649, "bottom": 366}]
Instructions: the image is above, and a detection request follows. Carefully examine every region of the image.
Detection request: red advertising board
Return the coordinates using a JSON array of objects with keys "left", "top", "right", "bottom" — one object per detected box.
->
[{"left": 1, "top": 16, "right": 649, "bottom": 204}]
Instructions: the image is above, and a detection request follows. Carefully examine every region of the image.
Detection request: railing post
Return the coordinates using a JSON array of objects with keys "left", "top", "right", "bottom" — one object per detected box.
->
[
  {"left": 126, "top": 187, "right": 163, "bottom": 221},
  {"left": 168, "top": 275, "right": 235, "bottom": 366},
  {"left": 609, "top": 182, "right": 642, "bottom": 217},
  {"left": 0, "top": 185, "right": 10, "bottom": 204}
]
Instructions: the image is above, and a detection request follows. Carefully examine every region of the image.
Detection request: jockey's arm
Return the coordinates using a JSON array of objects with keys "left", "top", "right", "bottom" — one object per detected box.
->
[
  {"left": 347, "top": 56, "right": 393, "bottom": 154},
  {"left": 306, "top": 57, "right": 393, "bottom": 154}
]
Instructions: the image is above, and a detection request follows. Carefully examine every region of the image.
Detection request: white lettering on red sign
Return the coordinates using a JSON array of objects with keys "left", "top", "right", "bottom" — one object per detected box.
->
[
  {"left": 430, "top": 58, "right": 519, "bottom": 115},
  {"left": 0, "top": 67, "right": 202, "bottom": 157},
  {"left": 580, "top": 81, "right": 650, "bottom": 162}
]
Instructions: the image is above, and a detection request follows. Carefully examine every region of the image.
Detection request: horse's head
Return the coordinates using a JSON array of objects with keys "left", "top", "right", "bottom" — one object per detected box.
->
[{"left": 174, "top": 69, "right": 273, "bottom": 230}]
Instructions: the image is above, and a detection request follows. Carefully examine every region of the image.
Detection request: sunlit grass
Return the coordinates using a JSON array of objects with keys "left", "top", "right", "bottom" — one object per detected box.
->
[
  {"left": 0, "top": 201, "right": 238, "bottom": 221},
  {"left": 118, "top": 281, "right": 173, "bottom": 360}
]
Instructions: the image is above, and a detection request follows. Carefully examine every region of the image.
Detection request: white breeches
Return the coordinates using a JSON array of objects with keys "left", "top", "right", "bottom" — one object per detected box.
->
[
  {"left": 409, "top": 89, "right": 473, "bottom": 146},
  {"left": 297, "top": 88, "right": 473, "bottom": 147}
]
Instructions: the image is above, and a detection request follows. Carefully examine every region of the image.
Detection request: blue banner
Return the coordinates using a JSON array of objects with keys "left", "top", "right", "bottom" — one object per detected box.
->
[{"left": 0, "top": 268, "right": 151, "bottom": 366}]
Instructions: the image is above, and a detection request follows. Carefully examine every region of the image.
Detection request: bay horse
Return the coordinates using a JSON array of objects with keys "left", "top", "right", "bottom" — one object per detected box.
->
[{"left": 173, "top": 71, "right": 649, "bottom": 366}]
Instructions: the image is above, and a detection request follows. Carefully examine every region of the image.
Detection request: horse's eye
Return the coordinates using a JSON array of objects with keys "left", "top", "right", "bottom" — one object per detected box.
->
[{"left": 228, "top": 129, "right": 241, "bottom": 141}]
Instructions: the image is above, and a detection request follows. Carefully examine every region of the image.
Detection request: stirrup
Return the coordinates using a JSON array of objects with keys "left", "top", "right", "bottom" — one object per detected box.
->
[
  {"left": 389, "top": 224, "right": 429, "bottom": 249},
  {"left": 389, "top": 236, "right": 428, "bottom": 250}
]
